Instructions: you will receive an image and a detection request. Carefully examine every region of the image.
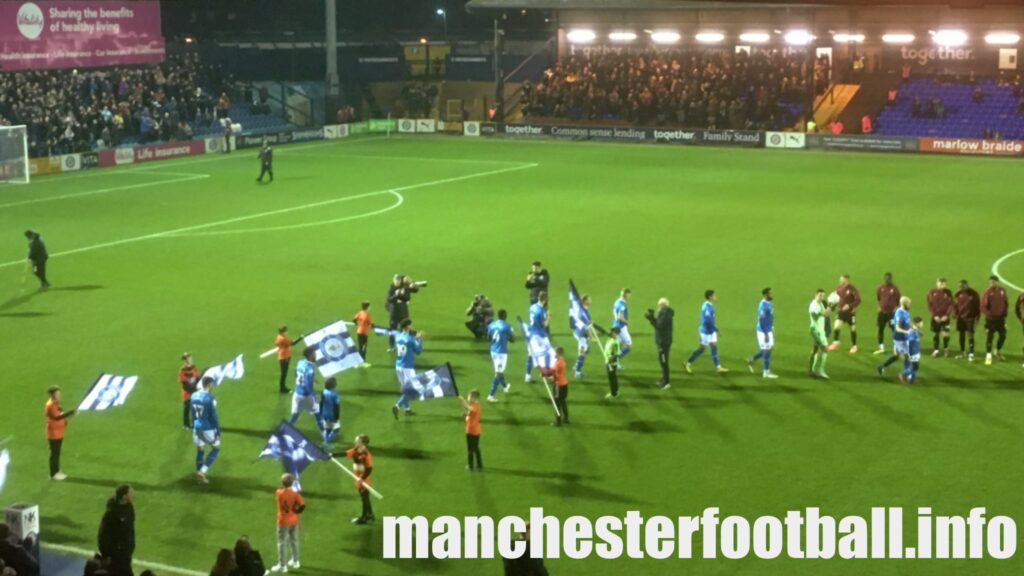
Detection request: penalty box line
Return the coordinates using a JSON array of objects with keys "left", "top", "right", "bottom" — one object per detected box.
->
[
  {"left": 0, "top": 162, "right": 538, "bottom": 269},
  {"left": 43, "top": 542, "right": 205, "bottom": 576},
  {"left": 0, "top": 173, "right": 210, "bottom": 209}
]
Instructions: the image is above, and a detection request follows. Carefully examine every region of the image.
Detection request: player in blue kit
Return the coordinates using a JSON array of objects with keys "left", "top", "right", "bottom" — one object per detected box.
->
[
  {"left": 289, "top": 347, "right": 325, "bottom": 435},
  {"left": 900, "top": 317, "right": 924, "bottom": 383},
  {"left": 612, "top": 289, "right": 632, "bottom": 364},
  {"left": 571, "top": 294, "right": 592, "bottom": 379},
  {"left": 524, "top": 291, "right": 550, "bottom": 382},
  {"left": 747, "top": 288, "right": 779, "bottom": 379},
  {"left": 392, "top": 319, "right": 423, "bottom": 419},
  {"left": 190, "top": 377, "right": 220, "bottom": 484},
  {"left": 878, "top": 297, "right": 912, "bottom": 376},
  {"left": 686, "top": 290, "right": 729, "bottom": 374},
  {"left": 320, "top": 377, "right": 341, "bottom": 447},
  {"left": 486, "top": 309, "right": 515, "bottom": 403}
]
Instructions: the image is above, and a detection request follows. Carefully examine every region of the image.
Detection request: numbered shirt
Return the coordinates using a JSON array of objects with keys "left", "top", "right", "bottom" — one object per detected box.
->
[
  {"left": 394, "top": 332, "right": 422, "bottom": 369},
  {"left": 294, "top": 358, "right": 316, "bottom": 397},
  {"left": 757, "top": 299, "right": 774, "bottom": 333},
  {"left": 528, "top": 303, "right": 548, "bottom": 337},
  {"left": 612, "top": 298, "right": 629, "bottom": 329},
  {"left": 190, "top": 390, "right": 219, "bottom": 432},
  {"left": 487, "top": 320, "right": 513, "bottom": 354},
  {"left": 700, "top": 301, "right": 717, "bottom": 335}
]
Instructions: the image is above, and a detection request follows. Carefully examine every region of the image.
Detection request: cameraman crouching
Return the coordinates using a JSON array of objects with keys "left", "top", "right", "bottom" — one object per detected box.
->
[{"left": 465, "top": 294, "right": 494, "bottom": 340}]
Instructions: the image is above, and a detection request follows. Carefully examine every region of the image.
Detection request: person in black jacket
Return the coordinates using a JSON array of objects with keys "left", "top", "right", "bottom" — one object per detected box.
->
[
  {"left": 645, "top": 298, "right": 674, "bottom": 389},
  {"left": 230, "top": 536, "right": 267, "bottom": 576},
  {"left": 502, "top": 525, "right": 548, "bottom": 576},
  {"left": 524, "top": 261, "right": 549, "bottom": 304},
  {"left": 256, "top": 140, "right": 273, "bottom": 183},
  {"left": 0, "top": 522, "right": 39, "bottom": 576},
  {"left": 98, "top": 485, "right": 135, "bottom": 576},
  {"left": 23, "top": 230, "right": 49, "bottom": 289},
  {"left": 385, "top": 275, "right": 421, "bottom": 347}
]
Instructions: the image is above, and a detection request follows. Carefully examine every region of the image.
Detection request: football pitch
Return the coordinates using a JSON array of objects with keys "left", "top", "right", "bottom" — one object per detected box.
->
[{"left": 1, "top": 135, "right": 1023, "bottom": 575}]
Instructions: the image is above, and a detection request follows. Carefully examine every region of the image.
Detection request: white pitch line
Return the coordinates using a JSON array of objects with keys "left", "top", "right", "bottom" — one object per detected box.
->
[
  {"left": 43, "top": 542, "right": 205, "bottom": 576},
  {"left": 0, "top": 174, "right": 210, "bottom": 209},
  {"left": 992, "top": 248, "right": 1024, "bottom": 292},
  {"left": 0, "top": 162, "right": 538, "bottom": 269},
  {"left": 176, "top": 190, "right": 405, "bottom": 236},
  {"left": 299, "top": 152, "right": 533, "bottom": 166}
]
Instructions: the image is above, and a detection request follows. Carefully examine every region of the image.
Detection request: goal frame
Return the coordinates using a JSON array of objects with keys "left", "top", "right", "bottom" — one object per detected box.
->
[{"left": 0, "top": 124, "right": 30, "bottom": 184}]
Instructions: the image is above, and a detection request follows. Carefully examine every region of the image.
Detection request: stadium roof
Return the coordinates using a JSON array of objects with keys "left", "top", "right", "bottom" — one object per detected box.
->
[{"left": 466, "top": 0, "right": 1014, "bottom": 9}]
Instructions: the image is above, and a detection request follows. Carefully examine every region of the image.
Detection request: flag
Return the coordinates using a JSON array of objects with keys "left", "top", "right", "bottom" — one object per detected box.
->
[
  {"left": 78, "top": 374, "right": 137, "bottom": 411},
  {"left": 303, "top": 320, "right": 364, "bottom": 376},
  {"left": 401, "top": 363, "right": 459, "bottom": 401},
  {"left": 259, "top": 420, "right": 329, "bottom": 491},
  {"left": 0, "top": 449, "right": 8, "bottom": 495},
  {"left": 372, "top": 325, "right": 394, "bottom": 337},
  {"left": 517, "top": 317, "right": 557, "bottom": 370},
  {"left": 569, "top": 279, "right": 592, "bottom": 335},
  {"left": 201, "top": 354, "right": 245, "bottom": 385}
]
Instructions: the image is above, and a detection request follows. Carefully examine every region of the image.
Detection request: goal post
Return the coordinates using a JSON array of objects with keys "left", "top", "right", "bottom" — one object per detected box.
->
[{"left": 0, "top": 125, "right": 29, "bottom": 184}]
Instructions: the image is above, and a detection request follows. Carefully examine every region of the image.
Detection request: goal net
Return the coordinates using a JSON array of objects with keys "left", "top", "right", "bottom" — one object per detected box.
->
[{"left": 0, "top": 125, "right": 29, "bottom": 184}]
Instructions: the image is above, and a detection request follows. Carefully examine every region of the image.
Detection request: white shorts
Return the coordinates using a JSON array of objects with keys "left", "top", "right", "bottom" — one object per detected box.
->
[
  {"left": 699, "top": 331, "right": 718, "bottom": 346},
  {"left": 757, "top": 331, "right": 774, "bottom": 350},
  {"left": 909, "top": 353, "right": 921, "bottom": 362},
  {"left": 396, "top": 367, "right": 416, "bottom": 387},
  {"left": 491, "top": 353, "right": 508, "bottom": 373},
  {"left": 617, "top": 326, "right": 632, "bottom": 347},
  {"left": 291, "top": 394, "right": 319, "bottom": 415},
  {"left": 192, "top": 429, "right": 220, "bottom": 448},
  {"left": 893, "top": 340, "right": 910, "bottom": 355},
  {"left": 574, "top": 334, "right": 589, "bottom": 354}
]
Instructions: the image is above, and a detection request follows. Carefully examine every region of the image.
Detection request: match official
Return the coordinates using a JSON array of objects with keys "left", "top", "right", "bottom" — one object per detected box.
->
[
  {"left": 257, "top": 139, "right": 273, "bottom": 183},
  {"left": 24, "top": 230, "right": 49, "bottom": 290},
  {"left": 645, "top": 298, "right": 674, "bottom": 388},
  {"left": 45, "top": 386, "right": 75, "bottom": 481}
]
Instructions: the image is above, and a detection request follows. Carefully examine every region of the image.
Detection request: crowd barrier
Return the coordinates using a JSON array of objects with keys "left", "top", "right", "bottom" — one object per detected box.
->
[{"left": 27, "top": 124, "right": 353, "bottom": 177}]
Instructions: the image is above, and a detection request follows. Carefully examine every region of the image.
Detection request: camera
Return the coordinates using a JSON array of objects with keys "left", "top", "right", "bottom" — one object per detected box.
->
[{"left": 413, "top": 280, "right": 428, "bottom": 288}]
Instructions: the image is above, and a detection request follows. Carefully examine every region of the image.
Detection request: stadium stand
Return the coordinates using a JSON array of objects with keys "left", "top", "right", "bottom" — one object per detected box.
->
[
  {"left": 874, "top": 75, "right": 1024, "bottom": 140},
  {"left": 0, "top": 54, "right": 295, "bottom": 158},
  {"left": 520, "top": 49, "right": 828, "bottom": 130}
]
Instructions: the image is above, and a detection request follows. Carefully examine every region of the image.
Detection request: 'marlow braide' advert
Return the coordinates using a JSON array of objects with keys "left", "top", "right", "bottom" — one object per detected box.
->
[{"left": 0, "top": 1, "right": 164, "bottom": 70}]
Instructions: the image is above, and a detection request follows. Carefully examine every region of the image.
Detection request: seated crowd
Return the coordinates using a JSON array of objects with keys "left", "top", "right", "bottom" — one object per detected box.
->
[
  {"left": 0, "top": 54, "right": 231, "bottom": 158},
  {"left": 521, "top": 48, "right": 829, "bottom": 130}
]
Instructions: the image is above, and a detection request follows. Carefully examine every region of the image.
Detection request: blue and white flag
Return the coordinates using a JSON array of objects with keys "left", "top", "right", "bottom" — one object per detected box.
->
[
  {"left": 201, "top": 354, "right": 245, "bottom": 386},
  {"left": 569, "top": 279, "right": 592, "bottom": 336},
  {"left": 78, "top": 374, "right": 137, "bottom": 411},
  {"left": 518, "top": 317, "right": 557, "bottom": 370},
  {"left": 303, "top": 320, "right": 364, "bottom": 377},
  {"left": 259, "top": 420, "right": 329, "bottom": 492},
  {"left": 401, "top": 363, "right": 459, "bottom": 401},
  {"left": 0, "top": 449, "right": 8, "bottom": 495},
  {"left": 372, "top": 325, "right": 395, "bottom": 337}
]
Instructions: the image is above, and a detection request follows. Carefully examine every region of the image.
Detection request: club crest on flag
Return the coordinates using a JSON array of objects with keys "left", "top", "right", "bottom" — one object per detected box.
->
[
  {"left": 303, "top": 321, "right": 364, "bottom": 376},
  {"left": 78, "top": 374, "right": 138, "bottom": 411}
]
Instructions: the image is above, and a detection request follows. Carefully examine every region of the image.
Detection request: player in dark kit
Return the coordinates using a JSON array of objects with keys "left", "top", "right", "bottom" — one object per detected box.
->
[
  {"left": 257, "top": 140, "right": 273, "bottom": 183},
  {"left": 874, "top": 273, "right": 901, "bottom": 355},
  {"left": 926, "top": 277, "right": 954, "bottom": 357},
  {"left": 953, "top": 280, "right": 981, "bottom": 361},
  {"left": 831, "top": 274, "right": 861, "bottom": 353},
  {"left": 980, "top": 275, "right": 1009, "bottom": 365}
]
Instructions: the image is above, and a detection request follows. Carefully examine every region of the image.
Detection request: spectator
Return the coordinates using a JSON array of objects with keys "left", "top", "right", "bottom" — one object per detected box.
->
[
  {"left": 230, "top": 537, "right": 267, "bottom": 576},
  {"left": 861, "top": 114, "right": 873, "bottom": 134},
  {"left": 1017, "top": 97, "right": 1024, "bottom": 116},
  {"left": 829, "top": 118, "right": 843, "bottom": 135},
  {"left": 973, "top": 87, "right": 983, "bottom": 104},
  {"left": 98, "top": 485, "right": 135, "bottom": 576},
  {"left": 209, "top": 549, "right": 236, "bottom": 576},
  {"left": 901, "top": 63, "right": 911, "bottom": 82},
  {"left": 934, "top": 98, "right": 946, "bottom": 119},
  {"left": 0, "top": 522, "right": 40, "bottom": 576},
  {"left": 887, "top": 88, "right": 897, "bottom": 105},
  {"left": 216, "top": 92, "right": 231, "bottom": 120}
]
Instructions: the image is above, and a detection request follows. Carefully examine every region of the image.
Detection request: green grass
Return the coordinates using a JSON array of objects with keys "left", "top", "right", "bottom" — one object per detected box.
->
[{"left": 1, "top": 135, "right": 1023, "bottom": 575}]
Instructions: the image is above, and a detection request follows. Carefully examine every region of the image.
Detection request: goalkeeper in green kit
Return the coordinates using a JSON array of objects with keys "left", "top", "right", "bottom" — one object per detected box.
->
[{"left": 809, "top": 289, "right": 832, "bottom": 379}]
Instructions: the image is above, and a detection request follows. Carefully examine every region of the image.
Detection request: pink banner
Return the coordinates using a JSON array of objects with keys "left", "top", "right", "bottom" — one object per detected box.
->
[
  {"left": 98, "top": 140, "right": 204, "bottom": 167},
  {"left": 0, "top": 1, "right": 164, "bottom": 71}
]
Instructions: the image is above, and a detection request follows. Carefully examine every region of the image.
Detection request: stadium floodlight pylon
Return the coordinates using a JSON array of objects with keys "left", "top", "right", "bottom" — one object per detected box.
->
[{"left": 0, "top": 125, "right": 29, "bottom": 184}]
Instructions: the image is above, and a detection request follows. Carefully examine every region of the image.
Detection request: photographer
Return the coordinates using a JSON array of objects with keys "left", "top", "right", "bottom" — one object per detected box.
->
[
  {"left": 465, "top": 294, "right": 495, "bottom": 340},
  {"left": 525, "top": 261, "right": 549, "bottom": 305},
  {"left": 385, "top": 275, "right": 425, "bottom": 346},
  {"left": 645, "top": 298, "right": 674, "bottom": 389}
]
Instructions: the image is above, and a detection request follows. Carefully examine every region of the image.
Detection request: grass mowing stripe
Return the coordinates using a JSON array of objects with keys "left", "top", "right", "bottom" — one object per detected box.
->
[
  {"left": 0, "top": 162, "right": 537, "bottom": 268},
  {"left": 0, "top": 174, "right": 210, "bottom": 209},
  {"left": 42, "top": 543, "right": 205, "bottom": 576}
]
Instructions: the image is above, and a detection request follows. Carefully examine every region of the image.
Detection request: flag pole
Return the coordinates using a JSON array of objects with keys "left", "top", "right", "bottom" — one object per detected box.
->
[
  {"left": 331, "top": 457, "right": 384, "bottom": 500},
  {"left": 517, "top": 317, "right": 561, "bottom": 418},
  {"left": 260, "top": 334, "right": 307, "bottom": 359},
  {"left": 589, "top": 325, "right": 610, "bottom": 364}
]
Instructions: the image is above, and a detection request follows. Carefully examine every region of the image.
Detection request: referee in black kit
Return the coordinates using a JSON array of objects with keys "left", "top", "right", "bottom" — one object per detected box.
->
[{"left": 257, "top": 139, "right": 273, "bottom": 183}]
